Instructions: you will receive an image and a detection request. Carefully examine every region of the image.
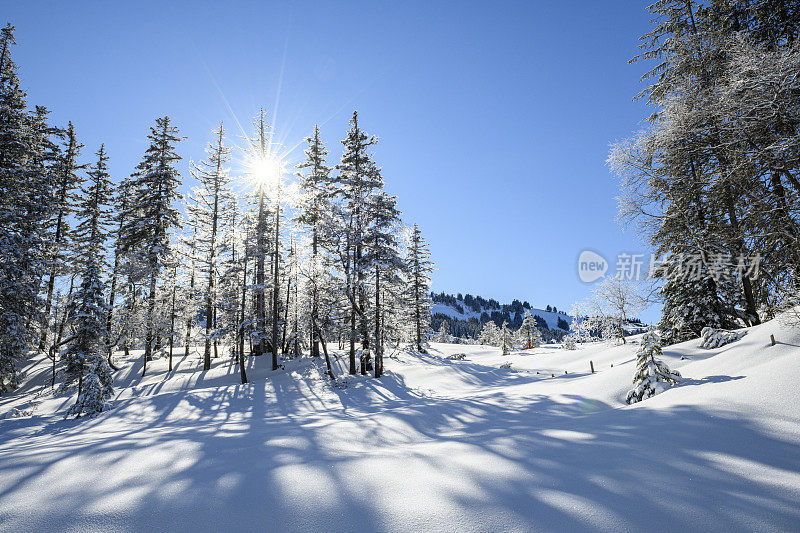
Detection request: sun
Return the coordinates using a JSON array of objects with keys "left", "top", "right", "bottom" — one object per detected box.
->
[{"left": 248, "top": 155, "right": 282, "bottom": 188}]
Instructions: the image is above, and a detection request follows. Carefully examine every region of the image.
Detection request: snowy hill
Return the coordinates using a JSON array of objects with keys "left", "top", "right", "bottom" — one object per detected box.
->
[
  {"left": 431, "top": 298, "right": 571, "bottom": 331},
  {"left": 1, "top": 316, "right": 799, "bottom": 531},
  {"left": 431, "top": 302, "right": 571, "bottom": 330}
]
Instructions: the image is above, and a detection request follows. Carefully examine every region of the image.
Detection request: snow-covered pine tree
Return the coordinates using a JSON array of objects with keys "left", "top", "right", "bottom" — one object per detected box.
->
[
  {"left": 479, "top": 320, "right": 500, "bottom": 347},
  {"left": 40, "top": 122, "right": 85, "bottom": 351},
  {"left": 0, "top": 25, "right": 56, "bottom": 392},
  {"left": 436, "top": 320, "right": 451, "bottom": 343},
  {"left": 296, "top": 125, "right": 332, "bottom": 358},
  {"left": 63, "top": 144, "right": 114, "bottom": 417},
  {"left": 500, "top": 321, "right": 514, "bottom": 355},
  {"left": 245, "top": 109, "right": 273, "bottom": 362},
  {"left": 62, "top": 259, "right": 114, "bottom": 417},
  {"left": 191, "top": 123, "right": 233, "bottom": 371},
  {"left": 334, "top": 111, "right": 381, "bottom": 373},
  {"left": 656, "top": 252, "right": 736, "bottom": 344},
  {"left": 405, "top": 224, "right": 433, "bottom": 353},
  {"left": 562, "top": 334, "right": 576, "bottom": 350},
  {"left": 625, "top": 330, "right": 681, "bottom": 404},
  {"left": 181, "top": 210, "right": 200, "bottom": 359},
  {"left": 120, "top": 116, "right": 183, "bottom": 374},
  {"left": 104, "top": 175, "right": 132, "bottom": 370},
  {"left": 364, "top": 185, "right": 404, "bottom": 377},
  {"left": 268, "top": 145, "right": 283, "bottom": 373},
  {"left": 216, "top": 196, "right": 246, "bottom": 376},
  {"left": 518, "top": 310, "right": 543, "bottom": 349}
]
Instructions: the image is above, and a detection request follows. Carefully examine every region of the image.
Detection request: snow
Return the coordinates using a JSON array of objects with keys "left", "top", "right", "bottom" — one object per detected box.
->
[
  {"left": 1, "top": 316, "right": 799, "bottom": 532},
  {"left": 700, "top": 326, "right": 747, "bottom": 348},
  {"left": 431, "top": 302, "right": 571, "bottom": 330}
]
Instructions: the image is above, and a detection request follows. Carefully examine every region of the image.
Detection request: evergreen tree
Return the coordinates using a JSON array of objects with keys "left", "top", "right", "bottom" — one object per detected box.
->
[
  {"left": 405, "top": 224, "right": 433, "bottom": 353},
  {"left": 245, "top": 109, "right": 273, "bottom": 362},
  {"left": 656, "top": 253, "right": 734, "bottom": 343},
  {"left": 190, "top": 123, "right": 232, "bottom": 371},
  {"left": 334, "top": 111, "right": 381, "bottom": 373},
  {"left": 40, "top": 121, "right": 85, "bottom": 352},
  {"left": 296, "top": 125, "right": 332, "bottom": 358},
  {"left": 364, "top": 190, "right": 404, "bottom": 377},
  {"left": 105, "top": 175, "right": 131, "bottom": 369},
  {"left": 0, "top": 24, "right": 56, "bottom": 392},
  {"left": 479, "top": 320, "right": 500, "bottom": 346},
  {"left": 62, "top": 144, "right": 115, "bottom": 417},
  {"left": 120, "top": 116, "right": 183, "bottom": 374},
  {"left": 62, "top": 258, "right": 114, "bottom": 417},
  {"left": 518, "top": 310, "right": 543, "bottom": 349},
  {"left": 626, "top": 330, "right": 681, "bottom": 404},
  {"left": 436, "top": 320, "right": 451, "bottom": 343},
  {"left": 500, "top": 321, "right": 513, "bottom": 355}
]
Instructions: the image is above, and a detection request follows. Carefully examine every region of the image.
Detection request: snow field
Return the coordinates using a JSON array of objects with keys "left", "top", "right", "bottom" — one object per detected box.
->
[{"left": 0, "top": 316, "right": 799, "bottom": 532}]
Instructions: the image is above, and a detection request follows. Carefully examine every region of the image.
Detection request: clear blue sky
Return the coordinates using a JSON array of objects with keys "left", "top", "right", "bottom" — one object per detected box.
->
[{"left": 5, "top": 1, "right": 658, "bottom": 320}]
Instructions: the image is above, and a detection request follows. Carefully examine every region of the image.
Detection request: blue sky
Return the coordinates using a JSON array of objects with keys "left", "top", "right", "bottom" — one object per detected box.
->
[{"left": 6, "top": 1, "right": 658, "bottom": 320}]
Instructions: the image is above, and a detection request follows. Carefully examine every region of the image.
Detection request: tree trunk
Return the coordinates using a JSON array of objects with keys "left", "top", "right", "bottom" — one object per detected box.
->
[
  {"left": 723, "top": 185, "right": 759, "bottom": 325},
  {"left": 374, "top": 265, "right": 382, "bottom": 378},
  {"left": 143, "top": 260, "right": 158, "bottom": 376},
  {"left": 254, "top": 188, "right": 267, "bottom": 357},
  {"left": 310, "top": 228, "right": 319, "bottom": 357},
  {"left": 169, "top": 267, "right": 177, "bottom": 372}
]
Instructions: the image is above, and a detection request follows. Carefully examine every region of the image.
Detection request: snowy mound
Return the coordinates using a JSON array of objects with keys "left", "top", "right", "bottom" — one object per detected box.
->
[{"left": 1, "top": 316, "right": 799, "bottom": 532}]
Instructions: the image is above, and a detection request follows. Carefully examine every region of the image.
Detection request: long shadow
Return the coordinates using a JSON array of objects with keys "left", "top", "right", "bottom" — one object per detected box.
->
[{"left": 1, "top": 355, "right": 799, "bottom": 532}]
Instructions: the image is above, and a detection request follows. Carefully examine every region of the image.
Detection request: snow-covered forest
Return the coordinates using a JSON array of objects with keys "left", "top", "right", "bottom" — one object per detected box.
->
[
  {"left": 2, "top": 1, "right": 800, "bottom": 531},
  {"left": 0, "top": 22, "right": 437, "bottom": 416}
]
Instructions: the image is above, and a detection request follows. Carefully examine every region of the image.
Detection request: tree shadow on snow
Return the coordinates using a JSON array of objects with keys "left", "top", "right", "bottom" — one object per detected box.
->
[{"left": 0, "top": 357, "right": 798, "bottom": 532}]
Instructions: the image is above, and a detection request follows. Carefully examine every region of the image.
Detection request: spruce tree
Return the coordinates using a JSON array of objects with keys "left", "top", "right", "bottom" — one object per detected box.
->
[
  {"left": 191, "top": 123, "right": 232, "bottom": 371},
  {"left": 63, "top": 144, "right": 114, "bottom": 417},
  {"left": 500, "top": 321, "right": 514, "bottom": 355},
  {"left": 518, "top": 310, "right": 543, "bottom": 349},
  {"left": 436, "top": 320, "right": 450, "bottom": 343},
  {"left": 364, "top": 190, "right": 404, "bottom": 377},
  {"left": 296, "top": 125, "right": 332, "bottom": 358},
  {"left": 479, "top": 321, "right": 499, "bottom": 346},
  {"left": 120, "top": 117, "right": 183, "bottom": 374},
  {"left": 40, "top": 121, "right": 85, "bottom": 351},
  {"left": 335, "top": 111, "right": 381, "bottom": 373},
  {"left": 0, "top": 24, "right": 56, "bottom": 392},
  {"left": 105, "top": 175, "right": 131, "bottom": 369},
  {"left": 246, "top": 109, "right": 272, "bottom": 361},
  {"left": 626, "top": 330, "right": 681, "bottom": 404},
  {"left": 405, "top": 224, "right": 433, "bottom": 353}
]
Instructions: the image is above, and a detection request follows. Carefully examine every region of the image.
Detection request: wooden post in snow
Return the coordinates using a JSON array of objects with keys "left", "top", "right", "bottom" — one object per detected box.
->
[
  {"left": 590, "top": 360, "right": 594, "bottom": 373},
  {"left": 770, "top": 334, "right": 776, "bottom": 346}
]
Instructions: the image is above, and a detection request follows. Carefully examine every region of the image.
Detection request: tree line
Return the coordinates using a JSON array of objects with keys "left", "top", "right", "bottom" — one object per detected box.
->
[{"left": 0, "top": 23, "right": 434, "bottom": 416}]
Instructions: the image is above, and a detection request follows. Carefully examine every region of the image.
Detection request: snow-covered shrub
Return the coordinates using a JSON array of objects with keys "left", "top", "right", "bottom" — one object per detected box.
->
[
  {"left": 562, "top": 335, "right": 576, "bottom": 350},
  {"left": 8, "top": 407, "right": 33, "bottom": 418},
  {"left": 626, "top": 330, "right": 681, "bottom": 404},
  {"left": 446, "top": 353, "right": 467, "bottom": 361},
  {"left": 699, "top": 327, "right": 746, "bottom": 349}
]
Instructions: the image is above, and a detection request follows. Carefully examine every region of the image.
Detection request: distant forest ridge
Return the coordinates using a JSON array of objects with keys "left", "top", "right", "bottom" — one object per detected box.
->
[{"left": 429, "top": 292, "right": 570, "bottom": 342}]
